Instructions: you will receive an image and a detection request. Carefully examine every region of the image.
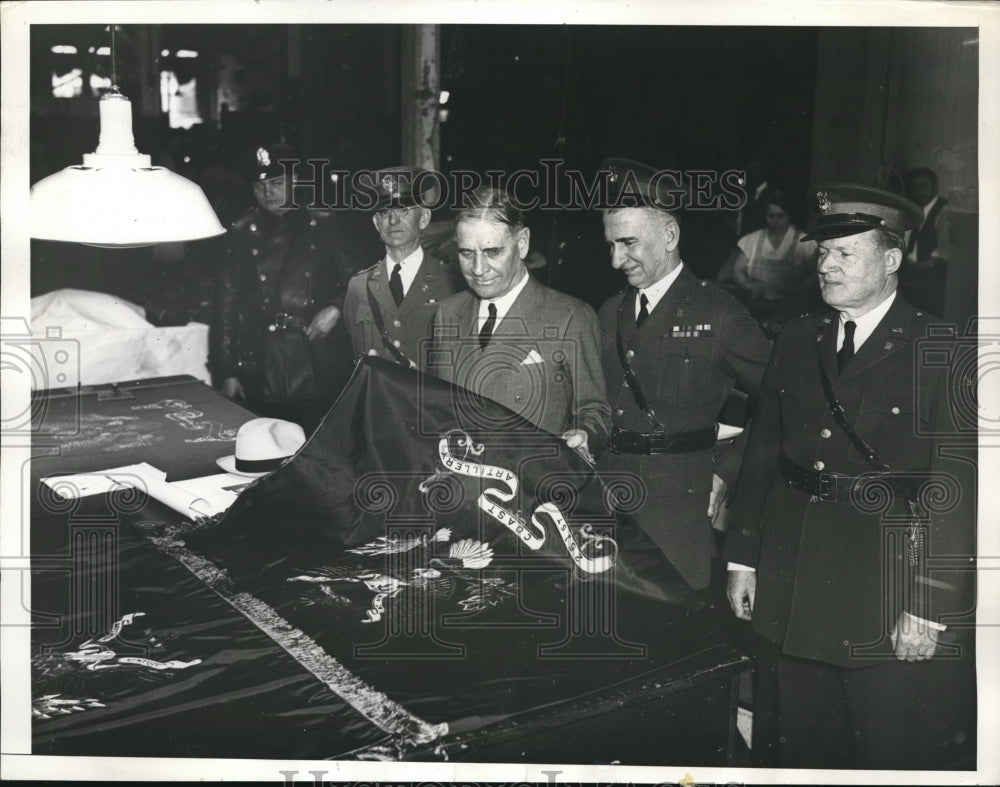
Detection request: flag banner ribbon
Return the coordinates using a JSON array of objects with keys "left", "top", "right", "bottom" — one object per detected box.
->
[{"left": 433, "top": 430, "right": 618, "bottom": 573}]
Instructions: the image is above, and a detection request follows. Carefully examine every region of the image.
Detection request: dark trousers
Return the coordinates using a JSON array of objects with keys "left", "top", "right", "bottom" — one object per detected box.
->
[{"left": 776, "top": 650, "right": 976, "bottom": 769}]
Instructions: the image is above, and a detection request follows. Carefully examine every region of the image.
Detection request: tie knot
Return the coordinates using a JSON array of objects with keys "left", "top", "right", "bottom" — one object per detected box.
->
[
  {"left": 640, "top": 293, "right": 650, "bottom": 308},
  {"left": 844, "top": 320, "right": 857, "bottom": 338},
  {"left": 487, "top": 302, "right": 497, "bottom": 316},
  {"left": 393, "top": 263, "right": 402, "bottom": 275}
]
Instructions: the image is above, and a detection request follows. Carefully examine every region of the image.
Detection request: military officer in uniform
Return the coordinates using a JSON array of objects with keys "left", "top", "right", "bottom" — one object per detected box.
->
[
  {"left": 724, "top": 184, "right": 976, "bottom": 769},
  {"left": 343, "top": 166, "right": 464, "bottom": 370},
  {"left": 211, "top": 143, "right": 357, "bottom": 433},
  {"left": 596, "top": 158, "right": 773, "bottom": 591}
]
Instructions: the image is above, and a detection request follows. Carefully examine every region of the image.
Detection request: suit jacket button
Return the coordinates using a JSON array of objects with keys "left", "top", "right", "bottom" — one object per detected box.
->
[
  {"left": 891, "top": 406, "right": 901, "bottom": 415},
  {"left": 615, "top": 408, "right": 624, "bottom": 416},
  {"left": 813, "top": 460, "right": 825, "bottom": 471},
  {"left": 393, "top": 340, "right": 402, "bottom": 348},
  {"left": 820, "top": 428, "right": 831, "bottom": 438},
  {"left": 626, "top": 350, "right": 635, "bottom": 359},
  {"left": 393, "top": 320, "right": 401, "bottom": 328}
]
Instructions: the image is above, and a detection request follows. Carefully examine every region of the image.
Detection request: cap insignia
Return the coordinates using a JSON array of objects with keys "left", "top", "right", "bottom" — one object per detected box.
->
[
  {"left": 816, "top": 190, "right": 832, "bottom": 214},
  {"left": 256, "top": 147, "right": 271, "bottom": 168},
  {"left": 381, "top": 174, "right": 398, "bottom": 196}
]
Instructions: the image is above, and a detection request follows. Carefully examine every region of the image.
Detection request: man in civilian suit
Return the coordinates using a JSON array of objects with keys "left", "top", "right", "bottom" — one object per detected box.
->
[
  {"left": 344, "top": 166, "right": 464, "bottom": 370},
  {"left": 596, "top": 158, "right": 773, "bottom": 591},
  {"left": 431, "top": 187, "right": 611, "bottom": 456},
  {"left": 724, "top": 184, "right": 976, "bottom": 769}
]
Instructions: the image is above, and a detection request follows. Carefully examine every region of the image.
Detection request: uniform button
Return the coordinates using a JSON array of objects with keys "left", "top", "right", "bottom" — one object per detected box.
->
[
  {"left": 820, "top": 428, "right": 831, "bottom": 438},
  {"left": 809, "top": 495, "right": 819, "bottom": 504},
  {"left": 251, "top": 248, "right": 259, "bottom": 256},
  {"left": 683, "top": 358, "right": 690, "bottom": 364},
  {"left": 891, "top": 406, "right": 900, "bottom": 415},
  {"left": 813, "top": 460, "right": 825, "bottom": 471},
  {"left": 309, "top": 219, "right": 317, "bottom": 227},
  {"left": 309, "top": 243, "right": 316, "bottom": 251},
  {"left": 615, "top": 408, "right": 624, "bottom": 416},
  {"left": 622, "top": 380, "right": 629, "bottom": 388},
  {"left": 393, "top": 320, "right": 401, "bottom": 328},
  {"left": 259, "top": 273, "right": 267, "bottom": 282},
  {"left": 249, "top": 223, "right": 257, "bottom": 232},
  {"left": 626, "top": 350, "right": 635, "bottom": 359},
  {"left": 304, "top": 271, "right": 311, "bottom": 279},
  {"left": 687, "top": 487, "right": 695, "bottom": 495},
  {"left": 393, "top": 340, "right": 401, "bottom": 348},
  {"left": 268, "top": 325, "right": 276, "bottom": 332}
]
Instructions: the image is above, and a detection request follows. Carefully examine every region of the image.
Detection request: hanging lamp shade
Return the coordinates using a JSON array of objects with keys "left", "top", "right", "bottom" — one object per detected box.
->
[{"left": 30, "top": 91, "right": 226, "bottom": 247}]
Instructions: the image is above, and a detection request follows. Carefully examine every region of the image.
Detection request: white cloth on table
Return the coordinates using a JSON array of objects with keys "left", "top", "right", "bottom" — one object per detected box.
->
[{"left": 30, "top": 288, "right": 210, "bottom": 387}]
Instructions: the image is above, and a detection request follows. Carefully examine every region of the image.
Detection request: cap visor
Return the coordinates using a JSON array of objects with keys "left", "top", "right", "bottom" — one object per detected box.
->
[{"left": 801, "top": 224, "right": 876, "bottom": 242}]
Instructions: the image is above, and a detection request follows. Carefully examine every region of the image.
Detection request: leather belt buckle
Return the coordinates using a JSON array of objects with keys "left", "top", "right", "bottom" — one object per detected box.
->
[{"left": 817, "top": 472, "right": 839, "bottom": 502}]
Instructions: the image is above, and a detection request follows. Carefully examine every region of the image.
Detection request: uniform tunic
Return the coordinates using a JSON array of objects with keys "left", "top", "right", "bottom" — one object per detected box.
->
[{"left": 597, "top": 265, "right": 772, "bottom": 589}]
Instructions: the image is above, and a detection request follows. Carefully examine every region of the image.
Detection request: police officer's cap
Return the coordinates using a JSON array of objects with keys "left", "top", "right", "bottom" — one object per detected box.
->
[
  {"left": 602, "top": 157, "right": 685, "bottom": 214},
  {"left": 801, "top": 182, "right": 923, "bottom": 242},
  {"left": 255, "top": 143, "right": 298, "bottom": 182},
  {"left": 364, "top": 166, "right": 437, "bottom": 210}
]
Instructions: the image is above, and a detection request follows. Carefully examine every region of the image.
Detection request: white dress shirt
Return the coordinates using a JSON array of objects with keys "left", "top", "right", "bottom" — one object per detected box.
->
[
  {"left": 635, "top": 263, "right": 684, "bottom": 319},
  {"left": 837, "top": 290, "right": 896, "bottom": 352},
  {"left": 385, "top": 245, "right": 424, "bottom": 298},
  {"left": 477, "top": 267, "right": 531, "bottom": 330}
]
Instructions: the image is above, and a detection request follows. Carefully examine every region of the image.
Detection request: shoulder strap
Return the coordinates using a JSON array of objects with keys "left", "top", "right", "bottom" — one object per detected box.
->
[
  {"left": 813, "top": 338, "right": 889, "bottom": 471},
  {"left": 616, "top": 296, "right": 665, "bottom": 433},
  {"left": 365, "top": 271, "right": 413, "bottom": 368}
]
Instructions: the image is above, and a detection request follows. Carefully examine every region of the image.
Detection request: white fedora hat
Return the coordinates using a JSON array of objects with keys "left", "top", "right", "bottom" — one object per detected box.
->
[{"left": 216, "top": 418, "right": 307, "bottom": 477}]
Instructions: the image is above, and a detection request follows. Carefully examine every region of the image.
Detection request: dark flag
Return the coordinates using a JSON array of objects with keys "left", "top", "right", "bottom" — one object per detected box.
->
[{"left": 34, "top": 358, "right": 742, "bottom": 762}]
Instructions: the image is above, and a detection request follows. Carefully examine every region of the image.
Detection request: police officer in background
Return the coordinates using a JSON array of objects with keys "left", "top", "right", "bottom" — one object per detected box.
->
[
  {"left": 724, "top": 184, "right": 976, "bottom": 768},
  {"left": 211, "top": 143, "right": 357, "bottom": 433},
  {"left": 343, "top": 167, "right": 464, "bottom": 370},
  {"left": 597, "top": 158, "right": 773, "bottom": 591}
]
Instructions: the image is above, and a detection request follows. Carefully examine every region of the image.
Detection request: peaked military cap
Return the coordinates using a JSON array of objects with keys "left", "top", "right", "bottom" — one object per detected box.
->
[
  {"left": 255, "top": 142, "right": 298, "bottom": 182},
  {"left": 602, "top": 157, "right": 686, "bottom": 213},
  {"left": 801, "top": 182, "right": 923, "bottom": 241},
  {"left": 363, "top": 166, "right": 438, "bottom": 211}
]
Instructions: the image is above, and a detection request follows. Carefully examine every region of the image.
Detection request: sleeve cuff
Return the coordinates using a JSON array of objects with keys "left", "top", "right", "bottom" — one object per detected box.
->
[
  {"left": 904, "top": 611, "right": 946, "bottom": 631},
  {"left": 727, "top": 562, "right": 755, "bottom": 572}
]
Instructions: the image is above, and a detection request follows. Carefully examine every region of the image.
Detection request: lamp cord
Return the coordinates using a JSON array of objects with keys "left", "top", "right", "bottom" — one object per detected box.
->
[{"left": 110, "top": 24, "right": 118, "bottom": 91}]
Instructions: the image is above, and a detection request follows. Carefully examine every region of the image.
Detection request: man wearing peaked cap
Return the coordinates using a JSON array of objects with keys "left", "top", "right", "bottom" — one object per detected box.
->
[
  {"left": 596, "top": 157, "right": 773, "bottom": 591},
  {"left": 211, "top": 143, "right": 358, "bottom": 433},
  {"left": 723, "top": 183, "right": 975, "bottom": 767},
  {"left": 343, "top": 166, "right": 464, "bottom": 370}
]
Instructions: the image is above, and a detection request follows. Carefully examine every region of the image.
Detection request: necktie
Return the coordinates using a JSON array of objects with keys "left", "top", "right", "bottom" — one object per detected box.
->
[
  {"left": 837, "top": 320, "right": 856, "bottom": 373},
  {"left": 637, "top": 292, "right": 650, "bottom": 328},
  {"left": 479, "top": 302, "right": 497, "bottom": 350},
  {"left": 389, "top": 263, "right": 404, "bottom": 307}
]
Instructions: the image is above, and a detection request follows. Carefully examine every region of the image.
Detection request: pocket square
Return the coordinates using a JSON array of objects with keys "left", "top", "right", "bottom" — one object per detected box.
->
[{"left": 521, "top": 349, "right": 545, "bottom": 365}]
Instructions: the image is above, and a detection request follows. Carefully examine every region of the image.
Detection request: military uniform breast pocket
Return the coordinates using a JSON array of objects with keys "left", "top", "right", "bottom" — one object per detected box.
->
[
  {"left": 852, "top": 399, "right": 932, "bottom": 468},
  {"left": 657, "top": 337, "right": 714, "bottom": 405}
]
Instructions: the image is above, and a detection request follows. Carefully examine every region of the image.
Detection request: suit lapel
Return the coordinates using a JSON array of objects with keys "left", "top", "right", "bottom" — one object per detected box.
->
[
  {"left": 617, "top": 288, "right": 639, "bottom": 349},
  {"left": 367, "top": 259, "right": 396, "bottom": 315},
  {"left": 838, "top": 295, "right": 916, "bottom": 381},
  {"left": 814, "top": 310, "right": 839, "bottom": 383}
]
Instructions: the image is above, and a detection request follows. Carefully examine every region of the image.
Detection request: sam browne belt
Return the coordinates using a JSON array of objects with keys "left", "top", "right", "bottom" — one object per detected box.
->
[
  {"left": 608, "top": 424, "right": 718, "bottom": 455},
  {"left": 778, "top": 450, "right": 923, "bottom": 503}
]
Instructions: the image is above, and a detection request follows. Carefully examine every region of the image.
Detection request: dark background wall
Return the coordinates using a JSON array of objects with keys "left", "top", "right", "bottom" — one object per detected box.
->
[{"left": 29, "top": 24, "right": 976, "bottom": 327}]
